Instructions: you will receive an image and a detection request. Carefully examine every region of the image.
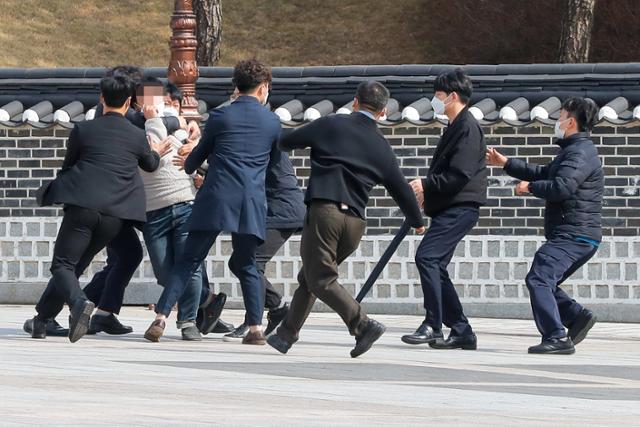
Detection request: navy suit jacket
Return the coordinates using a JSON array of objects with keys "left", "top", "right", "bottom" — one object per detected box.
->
[{"left": 184, "top": 96, "right": 281, "bottom": 241}]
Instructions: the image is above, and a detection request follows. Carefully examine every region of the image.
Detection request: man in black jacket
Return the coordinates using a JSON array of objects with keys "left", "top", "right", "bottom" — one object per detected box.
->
[
  {"left": 22, "top": 66, "right": 205, "bottom": 338},
  {"left": 486, "top": 97, "right": 602, "bottom": 354},
  {"left": 404, "top": 69, "right": 487, "bottom": 350},
  {"left": 267, "top": 81, "right": 425, "bottom": 358},
  {"left": 30, "top": 75, "right": 169, "bottom": 342}
]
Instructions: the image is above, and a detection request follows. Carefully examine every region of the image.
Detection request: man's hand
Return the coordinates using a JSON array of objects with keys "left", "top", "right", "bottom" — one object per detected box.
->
[
  {"left": 410, "top": 178, "right": 425, "bottom": 206},
  {"left": 148, "top": 135, "right": 171, "bottom": 158},
  {"left": 178, "top": 141, "right": 197, "bottom": 157},
  {"left": 410, "top": 179, "right": 423, "bottom": 195},
  {"left": 172, "top": 152, "right": 186, "bottom": 170},
  {"left": 515, "top": 181, "right": 530, "bottom": 196},
  {"left": 415, "top": 226, "right": 426, "bottom": 235},
  {"left": 143, "top": 105, "right": 158, "bottom": 120},
  {"left": 486, "top": 148, "right": 508, "bottom": 167},
  {"left": 186, "top": 121, "right": 201, "bottom": 141},
  {"left": 193, "top": 174, "right": 204, "bottom": 189},
  {"left": 178, "top": 115, "right": 187, "bottom": 130}
]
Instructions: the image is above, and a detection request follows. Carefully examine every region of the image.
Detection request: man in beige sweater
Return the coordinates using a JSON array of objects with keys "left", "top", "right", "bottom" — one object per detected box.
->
[{"left": 139, "top": 78, "right": 226, "bottom": 341}]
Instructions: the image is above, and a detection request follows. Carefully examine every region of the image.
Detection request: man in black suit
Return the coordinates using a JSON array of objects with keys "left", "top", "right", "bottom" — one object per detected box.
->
[
  {"left": 402, "top": 69, "right": 488, "bottom": 350},
  {"left": 30, "top": 75, "right": 169, "bottom": 342},
  {"left": 267, "top": 81, "right": 425, "bottom": 358}
]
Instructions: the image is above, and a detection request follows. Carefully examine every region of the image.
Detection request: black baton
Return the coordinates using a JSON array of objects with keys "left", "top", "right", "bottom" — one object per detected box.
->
[{"left": 356, "top": 220, "right": 411, "bottom": 303}]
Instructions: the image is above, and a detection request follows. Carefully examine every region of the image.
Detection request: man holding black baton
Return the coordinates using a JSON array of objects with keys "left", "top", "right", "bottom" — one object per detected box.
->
[
  {"left": 404, "top": 68, "right": 487, "bottom": 350},
  {"left": 267, "top": 81, "right": 425, "bottom": 358}
]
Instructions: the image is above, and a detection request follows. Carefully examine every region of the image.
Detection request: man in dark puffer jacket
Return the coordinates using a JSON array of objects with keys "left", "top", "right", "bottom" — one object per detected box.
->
[{"left": 487, "top": 97, "right": 603, "bottom": 355}]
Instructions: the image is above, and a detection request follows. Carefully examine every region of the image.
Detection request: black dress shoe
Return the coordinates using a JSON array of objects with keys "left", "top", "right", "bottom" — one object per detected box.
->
[
  {"left": 568, "top": 309, "right": 597, "bottom": 345},
  {"left": 197, "top": 293, "right": 227, "bottom": 335},
  {"left": 24, "top": 317, "right": 69, "bottom": 337},
  {"left": 401, "top": 323, "right": 443, "bottom": 345},
  {"left": 429, "top": 333, "right": 477, "bottom": 350},
  {"left": 351, "top": 319, "right": 386, "bottom": 358},
  {"left": 267, "top": 334, "right": 292, "bottom": 354},
  {"left": 30, "top": 316, "right": 47, "bottom": 339},
  {"left": 528, "top": 337, "right": 575, "bottom": 354},
  {"left": 89, "top": 314, "right": 133, "bottom": 335},
  {"left": 68, "top": 299, "right": 95, "bottom": 343},
  {"left": 212, "top": 319, "right": 234, "bottom": 334},
  {"left": 264, "top": 304, "right": 289, "bottom": 336}
]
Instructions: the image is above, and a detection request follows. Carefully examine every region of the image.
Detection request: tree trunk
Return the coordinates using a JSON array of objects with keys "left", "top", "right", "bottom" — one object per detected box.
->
[
  {"left": 194, "top": 0, "right": 222, "bottom": 66},
  {"left": 558, "top": 0, "right": 597, "bottom": 62}
]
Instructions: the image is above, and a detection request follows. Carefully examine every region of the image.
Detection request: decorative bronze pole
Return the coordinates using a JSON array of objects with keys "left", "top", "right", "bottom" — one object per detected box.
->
[{"left": 168, "top": 0, "right": 201, "bottom": 122}]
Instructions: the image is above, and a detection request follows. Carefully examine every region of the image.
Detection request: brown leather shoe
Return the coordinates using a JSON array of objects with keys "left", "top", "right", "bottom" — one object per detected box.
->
[
  {"left": 144, "top": 319, "right": 166, "bottom": 342},
  {"left": 242, "top": 330, "right": 266, "bottom": 345}
]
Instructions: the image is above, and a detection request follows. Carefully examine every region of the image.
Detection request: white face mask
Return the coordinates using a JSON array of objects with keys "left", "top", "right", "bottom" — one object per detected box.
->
[
  {"left": 431, "top": 94, "right": 450, "bottom": 115},
  {"left": 262, "top": 89, "right": 269, "bottom": 106},
  {"left": 554, "top": 118, "right": 569, "bottom": 139},
  {"left": 163, "top": 106, "right": 179, "bottom": 117}
]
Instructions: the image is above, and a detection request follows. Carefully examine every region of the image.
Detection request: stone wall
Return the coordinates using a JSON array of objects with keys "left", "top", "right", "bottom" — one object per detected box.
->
[{"left": 1, "top": 124, "right": 639, "bottom": 321}]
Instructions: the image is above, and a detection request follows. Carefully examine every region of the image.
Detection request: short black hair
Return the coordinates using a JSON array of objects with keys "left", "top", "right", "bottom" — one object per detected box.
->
[
  {"left": 164, "top": 82, "right": 183, "bottom": 103},
  {"left": 561, "top": 97, "right": 599, "bottom": 132},
  {"left": 355, "top": 81, "right": 390, "bottom": 113},
  {"left": 232, "top": 58, "right": 272, "bottom": 93},
  {"left": 434, "top": 68, "right": 473, "bottom": 104},
  {"left": 107, "top": 65, "right": 143, "bottom": 104},
  {"left": 100, "top": 75, "right": 134, "bottom": 108}
]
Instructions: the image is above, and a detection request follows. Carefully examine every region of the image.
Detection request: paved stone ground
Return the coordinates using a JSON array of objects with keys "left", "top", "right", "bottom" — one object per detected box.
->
[{"left": 1, "top": 305, "right": 639, "bottom": 426}]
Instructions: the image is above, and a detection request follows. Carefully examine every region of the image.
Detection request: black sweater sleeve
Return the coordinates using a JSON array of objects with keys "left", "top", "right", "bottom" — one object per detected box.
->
[
  {"left": 279, "top": 119, "right": 321, "bottom": 151},
  {"left": 382, "top": 151, "right": 425, "bottom": 228},
  {"left": 162, "top": 116, "right": 180, "bottom": 135}
]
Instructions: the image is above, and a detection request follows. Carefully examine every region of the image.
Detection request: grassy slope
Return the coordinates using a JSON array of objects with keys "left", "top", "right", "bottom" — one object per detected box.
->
[
  {"left": 0, "top": 0, "right": 434, "bottom": 67},
  {"left": 0, "top": 1, "right": 638, "bottom": 68}
]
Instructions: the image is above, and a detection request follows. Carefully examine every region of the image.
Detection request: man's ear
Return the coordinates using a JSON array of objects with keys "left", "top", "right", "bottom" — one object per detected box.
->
[
  {"left": 352, "top": 98, "right": 359, "bottom": 111},
  {"left": 376, "top": 107, "right": 388, "bottom": 121},
  {"left": 124, "top": 96, "right": 131, "bottom": 110}
]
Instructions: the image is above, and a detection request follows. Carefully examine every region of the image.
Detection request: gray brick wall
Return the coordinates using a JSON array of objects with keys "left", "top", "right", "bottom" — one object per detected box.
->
[
  {"left": 1, "top": 124, "right": 639, "bottom": 236},
  {"left": 1, "top": 123, "right": 639, "bottom": 321},
  {"left": 1, "top": 218, "right": 638, "bottom": 321}
]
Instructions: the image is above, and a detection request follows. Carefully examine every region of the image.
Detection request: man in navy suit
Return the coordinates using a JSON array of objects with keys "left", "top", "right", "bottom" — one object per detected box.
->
[{"left": 144, "top": 59, "right": 281, "bottom": 345}]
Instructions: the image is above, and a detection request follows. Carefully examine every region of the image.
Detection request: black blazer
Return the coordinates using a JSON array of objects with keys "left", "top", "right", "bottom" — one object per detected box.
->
[
  {"left": 37, "top": 112, "right": 160, "bottom": 223},
  {"left": 280, "top": 112, "right": 424, "bottom": 229},
  {"left": 421, "top": 108, "right": 488, "bottom": 217}
]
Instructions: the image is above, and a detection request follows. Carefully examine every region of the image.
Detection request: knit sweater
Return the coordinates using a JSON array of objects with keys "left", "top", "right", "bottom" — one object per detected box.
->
[{"left": 140, "top": 117, "right": 197, "bottom": 212}]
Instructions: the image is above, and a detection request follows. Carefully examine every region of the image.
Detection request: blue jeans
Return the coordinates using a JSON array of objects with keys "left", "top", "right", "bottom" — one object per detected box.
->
[
  {"left": 526, "top": 235, "right": 597, "bottom": 340},
  {"left": 156, "top": 230, "right": 264, "bottom": 326},
  {"left": 415, "top": 206, "right": 479, "bottom": 336},
  {"left": 143, "top": 202, "right": 203, "bottom": 328}
]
